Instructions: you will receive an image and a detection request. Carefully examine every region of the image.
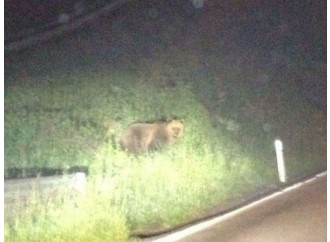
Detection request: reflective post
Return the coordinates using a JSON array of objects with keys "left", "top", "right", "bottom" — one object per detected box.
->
[{"left": 275, "top": 139, "right": 286, "bottom": 183}]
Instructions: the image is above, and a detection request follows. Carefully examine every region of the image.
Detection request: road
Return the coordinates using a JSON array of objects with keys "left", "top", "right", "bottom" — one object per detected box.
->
[{"left": 154, "top": 174, "right": 326, "bottom": 242}]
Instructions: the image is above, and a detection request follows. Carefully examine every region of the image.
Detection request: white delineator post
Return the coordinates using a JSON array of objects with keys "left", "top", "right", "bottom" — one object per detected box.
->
[{"left": 274, "top": 139, "right": 286, "bottom": 183}]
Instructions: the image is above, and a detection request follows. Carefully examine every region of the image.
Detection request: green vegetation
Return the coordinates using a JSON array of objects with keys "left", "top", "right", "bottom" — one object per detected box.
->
[
  {"left": 5, "top": 187, "right": 129, "bottom": 242},
  {"left": 5, "top": 57, "right": 325, "bottom": 240},
  {"left": 4, "top": 2, "right": 326, "bottom": 240}
]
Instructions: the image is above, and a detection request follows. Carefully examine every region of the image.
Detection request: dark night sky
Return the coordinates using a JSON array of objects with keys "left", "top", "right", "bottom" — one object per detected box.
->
[{"left": 5, "top": 0, "right": 326, "bottom": 112}]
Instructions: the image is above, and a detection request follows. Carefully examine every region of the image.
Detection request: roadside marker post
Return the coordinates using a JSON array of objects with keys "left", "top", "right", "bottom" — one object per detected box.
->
[{"left": 275, "top": 139, "right": 286, "bottom": 183}]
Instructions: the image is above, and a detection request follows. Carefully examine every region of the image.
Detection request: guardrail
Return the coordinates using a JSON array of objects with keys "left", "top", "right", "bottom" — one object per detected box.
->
[{"left": 4, "top": 172, "right": 87, "bottom": 221}]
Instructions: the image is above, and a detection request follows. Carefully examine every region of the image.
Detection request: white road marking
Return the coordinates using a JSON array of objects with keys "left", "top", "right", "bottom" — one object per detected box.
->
[{"left": 152, "top": 171, "right": 327, "bottom": 242}]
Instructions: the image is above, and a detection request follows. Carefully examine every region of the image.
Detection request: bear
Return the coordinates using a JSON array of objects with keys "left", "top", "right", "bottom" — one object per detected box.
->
[{"left": 119, "top": 116, "right": 184, "bottom": 154}]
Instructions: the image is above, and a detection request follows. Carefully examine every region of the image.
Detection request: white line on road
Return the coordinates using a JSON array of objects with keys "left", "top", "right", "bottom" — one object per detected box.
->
[{"left": 152, "top": 171, "right": 327, "bottom": 242}]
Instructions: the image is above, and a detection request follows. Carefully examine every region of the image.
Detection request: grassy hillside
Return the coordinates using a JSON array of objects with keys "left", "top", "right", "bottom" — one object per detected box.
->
[
  {"left": 4, "top": 1, "right": 326, "bottom": 241},
  {"left": 4, "top": 56, "right": 326, "bottom": 241}
]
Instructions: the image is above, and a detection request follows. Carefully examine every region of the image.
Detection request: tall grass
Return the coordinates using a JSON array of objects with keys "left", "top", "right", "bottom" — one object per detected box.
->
[
  {"left": 5, "top": 186, "right": 129, "bottom": 242},
  {"left": 4, "top": 67, "right": 282, "bottom": 240},
  {"left": 5, "top": 53, "right": 326, "bottom": 240},
  {"left": 5, "top": 37, "right": 326, "bottom": 241}
]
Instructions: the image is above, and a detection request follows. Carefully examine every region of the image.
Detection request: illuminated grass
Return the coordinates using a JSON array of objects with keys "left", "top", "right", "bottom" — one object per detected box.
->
[
  {"left": 5, "top": 188, "right": 129, "bottom": 242},
  {"left": 5, "top": 53, "right": 326, "bottom": 241}
]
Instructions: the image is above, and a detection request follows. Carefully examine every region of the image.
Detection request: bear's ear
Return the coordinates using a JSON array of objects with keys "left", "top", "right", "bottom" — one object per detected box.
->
[
  {"left": 167, "top": 115, "right": 176, "bottom": 123},
  {"left": 166, "top": 115, "right": 184, "bottom": 124}
]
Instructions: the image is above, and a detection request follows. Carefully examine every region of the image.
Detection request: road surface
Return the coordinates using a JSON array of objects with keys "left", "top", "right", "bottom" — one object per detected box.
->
[{"left": 156, "top": 174, "right": 326, "bottom": 242}]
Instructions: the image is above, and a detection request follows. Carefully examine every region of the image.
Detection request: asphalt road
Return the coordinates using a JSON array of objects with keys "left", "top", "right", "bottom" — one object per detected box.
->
[{"left": 156, "top": 174, "right": 326, "bottom": 242}]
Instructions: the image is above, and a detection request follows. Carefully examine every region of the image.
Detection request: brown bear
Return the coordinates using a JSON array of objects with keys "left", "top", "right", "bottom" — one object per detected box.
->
[{"left": 119, "top": 116, "right": 184, "bottom": 154}]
